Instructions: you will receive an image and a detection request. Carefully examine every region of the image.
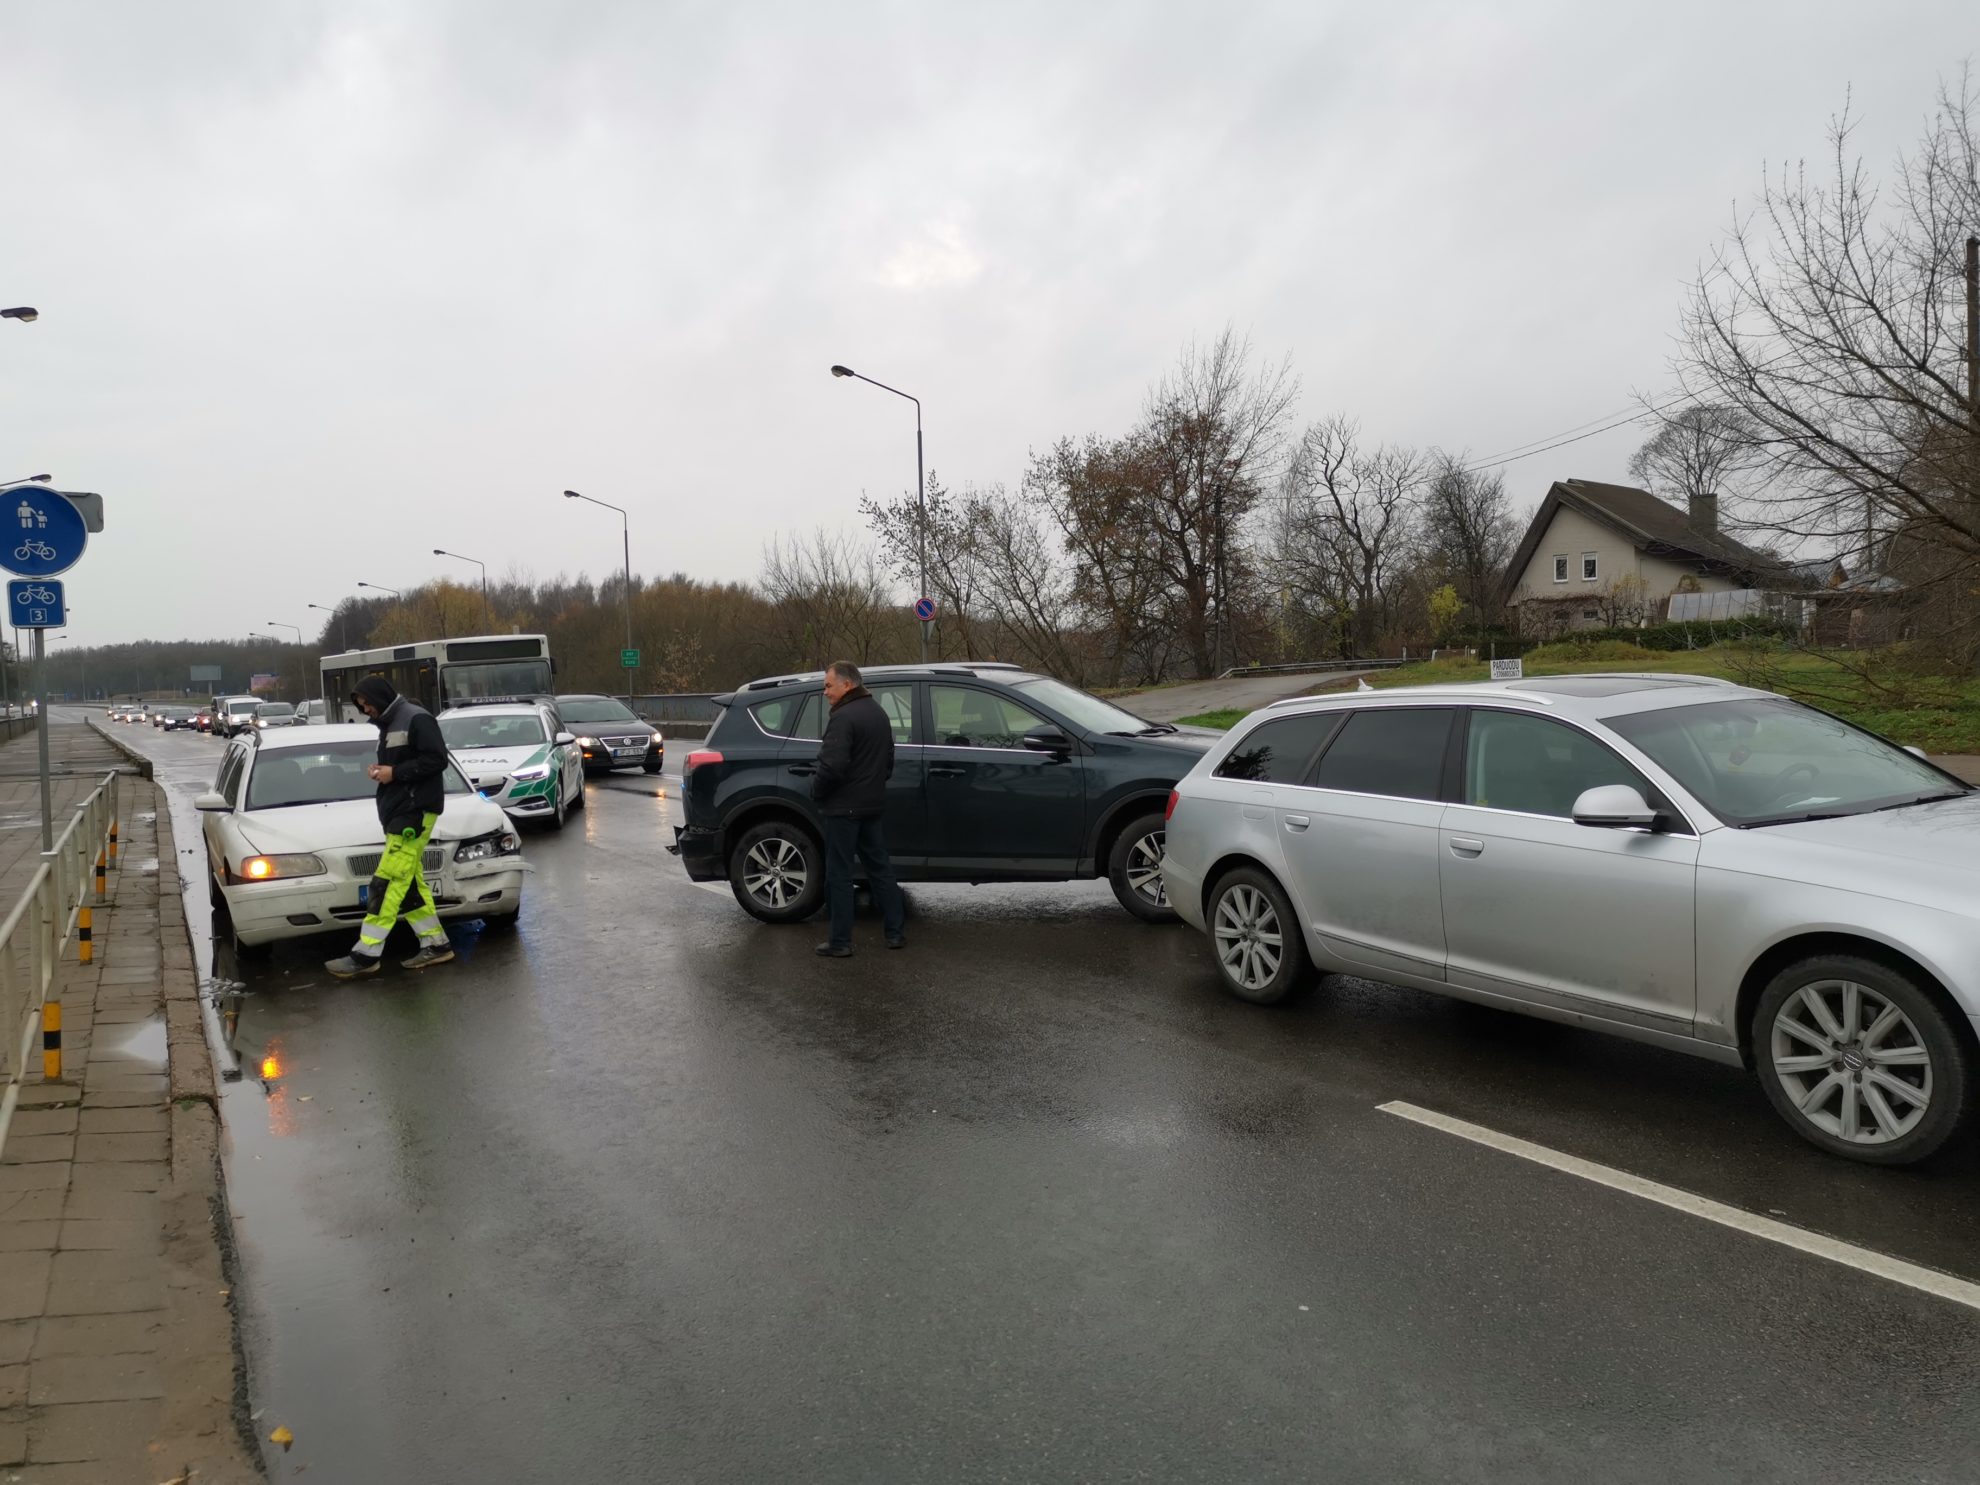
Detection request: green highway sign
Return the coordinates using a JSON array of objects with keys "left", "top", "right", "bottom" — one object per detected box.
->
[{"left": 620, "top": 648, "right": 640, "bottom": 668}]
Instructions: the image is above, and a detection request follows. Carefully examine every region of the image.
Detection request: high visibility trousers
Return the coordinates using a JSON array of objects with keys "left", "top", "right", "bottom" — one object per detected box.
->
[{"left": 353, "top": 813, "right": 447, "bottom": 960}]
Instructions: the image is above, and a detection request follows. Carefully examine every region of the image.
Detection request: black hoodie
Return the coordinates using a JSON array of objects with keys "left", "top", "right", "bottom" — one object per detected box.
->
[{"left": 353, "top": 676, "right": 448, "bottom": 831}]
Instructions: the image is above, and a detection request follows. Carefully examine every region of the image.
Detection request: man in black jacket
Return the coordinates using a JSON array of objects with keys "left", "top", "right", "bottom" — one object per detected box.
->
[
  {"left": 811, "top": 661, "right": 906, "bottom": 957},
  {"left": 325, "top": 674, "right": 456, "bottom": 978}
]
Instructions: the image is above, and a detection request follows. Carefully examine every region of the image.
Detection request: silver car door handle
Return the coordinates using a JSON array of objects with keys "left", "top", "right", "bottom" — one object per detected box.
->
[
  {"left": 1449, "top": 837, "right": 1484, "bottom": 857},
  {"left": 1284, "top": 814, "right": 1311, "bottom": 831}
]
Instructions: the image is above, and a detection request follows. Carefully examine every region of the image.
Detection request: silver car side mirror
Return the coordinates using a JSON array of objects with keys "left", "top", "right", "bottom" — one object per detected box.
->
[
  {"left": 1572, "top": 784, "right": 1659, "bottom": 830},
  {"left": 1904, "top": 745, "right": 1929, "bottom": 760},
  {"left": 194, "top": 791, "right": 230, "bottom": 812},
  {"left": 554, "top": 731, "right": 577, "bottom": 747}
]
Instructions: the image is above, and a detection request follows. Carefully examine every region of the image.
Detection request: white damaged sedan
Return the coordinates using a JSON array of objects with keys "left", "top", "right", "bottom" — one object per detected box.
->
[{"left": 198, "top": 723, "right": 529, "bottom": 950}]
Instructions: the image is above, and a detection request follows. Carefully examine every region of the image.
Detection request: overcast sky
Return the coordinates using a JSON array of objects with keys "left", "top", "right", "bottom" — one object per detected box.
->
[{"left": 1, "top": 1, "right": 1971, "bottom": 648}]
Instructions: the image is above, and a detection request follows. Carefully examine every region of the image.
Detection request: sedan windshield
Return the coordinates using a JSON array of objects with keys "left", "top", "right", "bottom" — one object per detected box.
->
[
  {"left": 1010, "top": 676, "right": 1165, "bottom": 737},
  {"left": 257, "top": 705, "right": 294, "bottom": 718},
  {"left": 245, "top": 739, "right": 470, "bottom": 809},
  {"left": 558, "top": 699, "right": 640, "bottom": 725},
  {"left": 440, "top": 712, "right": 548, "bottom": 748},
  {"left": 1607, "top": 697, "right": 1963, "bottom": 827}
]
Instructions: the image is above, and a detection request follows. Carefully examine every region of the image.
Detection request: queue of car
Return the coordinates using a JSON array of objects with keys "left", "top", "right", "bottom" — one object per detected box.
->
[{"left": 132, "top": 658, "right": 1980, "bottom": 1168}]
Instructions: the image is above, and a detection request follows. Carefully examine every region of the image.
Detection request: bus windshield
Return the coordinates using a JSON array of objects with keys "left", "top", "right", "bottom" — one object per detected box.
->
[{"left": 442, "top": 659, "right": 553, "bottom": 704}]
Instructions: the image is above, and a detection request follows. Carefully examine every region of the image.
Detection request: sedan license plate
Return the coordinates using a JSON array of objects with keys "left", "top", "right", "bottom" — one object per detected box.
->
[{"left": 613, "top": 746, "right": 644, "bottom": 758}]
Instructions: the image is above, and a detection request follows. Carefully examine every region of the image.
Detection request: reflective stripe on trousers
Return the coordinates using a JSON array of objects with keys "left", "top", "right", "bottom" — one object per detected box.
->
[{"left": 353, "top": 812, "right": 447, "bottom": 957}]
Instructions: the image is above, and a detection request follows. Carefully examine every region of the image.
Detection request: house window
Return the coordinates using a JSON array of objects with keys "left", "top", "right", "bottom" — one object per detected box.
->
[
  {"left": 1581, "top": 553, "right": 1599, "bottom": 581},
  {"left": 1582, "top": 608, "right": 1600, "bottom": 621},
  {"left": 1552, "top": 555, "right": 1568, "bottom": 583}
]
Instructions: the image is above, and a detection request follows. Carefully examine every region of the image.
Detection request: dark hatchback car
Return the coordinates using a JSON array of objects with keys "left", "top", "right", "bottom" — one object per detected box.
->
[
  {"left": 555, "top": 694, "right": 664, "bottom": 774},
  {"left": 671, "top": 663, "right": 1214, "bottom": 924}
]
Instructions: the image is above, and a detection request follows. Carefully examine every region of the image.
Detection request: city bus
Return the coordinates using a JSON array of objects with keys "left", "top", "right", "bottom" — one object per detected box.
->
[{"left": 320, "top": 635, "right": 555, "bottom": 722}]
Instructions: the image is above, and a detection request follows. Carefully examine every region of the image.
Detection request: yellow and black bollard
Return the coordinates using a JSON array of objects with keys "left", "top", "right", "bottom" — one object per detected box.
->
[
  {"left": 108, "top": 820, "right": 119, "bottom": 869},
  {"left": 42, "top": 999, "right": 60, "bottom": 1080},
  {"left": 78, "top": 906, "right": 93, "bottom": 965},
  {"left": 95, "top": 847, "right": 107, "bottom": 902}
]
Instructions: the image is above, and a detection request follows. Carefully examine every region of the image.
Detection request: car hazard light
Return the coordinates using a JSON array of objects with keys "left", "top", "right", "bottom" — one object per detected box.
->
[
  {"left": 1164, "top": 789, "right": 1179, "bottom": 821},
  {"left": 684, "top": 749, "right": 723, "bottom": 774}
]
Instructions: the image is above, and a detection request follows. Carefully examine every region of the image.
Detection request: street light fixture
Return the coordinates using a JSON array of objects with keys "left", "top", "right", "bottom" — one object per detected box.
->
[
  {"left": 357, "top": 582, "right": 401, "bottom": 598},
  {"left": 309, "top": 602, "right": 346, "bottom": 653},
  {"left": 562, "top": 490, "right": 638, "bottom": 708},
  {"left": 0, "top": 474, "right": 50, "bottom": 487},
  {"left": 0, "top": 308, "right": 37, "bottom": 323},
  {"left": 433, "top": 548, "right": 491, "bottom": 630},
  {"left": 830, "top": 363, "right": 930, "bottom": 661}
]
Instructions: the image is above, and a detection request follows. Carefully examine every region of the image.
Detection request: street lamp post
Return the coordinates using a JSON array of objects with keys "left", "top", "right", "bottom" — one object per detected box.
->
[
  {"left": 433, "top": 549, "right": 491, "bottom": 630},
  {"left": 309, "top": 602, "right": 346, "bottom": 654},
  {"left": 0, "top": 474, "right": 51, "bottom": 488},
  {"left": 267, "top": 621, "right": 309, "bottom": 701},
  {"left": 562, "top": 491, "right": 637, "bottom": 708},
  {"left": 830, "top": 364, "right": 929, "bottom": 661}
]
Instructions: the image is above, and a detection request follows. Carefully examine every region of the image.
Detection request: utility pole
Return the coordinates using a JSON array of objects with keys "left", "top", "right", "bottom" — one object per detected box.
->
[{"left": 1966, "top": 235, "right": 1978, "bottom": 430}]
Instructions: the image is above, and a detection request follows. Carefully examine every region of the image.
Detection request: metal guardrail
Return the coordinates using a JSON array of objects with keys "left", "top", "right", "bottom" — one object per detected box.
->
[
  {"left": 0, "top": 769, "right": 120, "bottom": 1156},
  {"left": 1216, "top": 659, "right": 1408, "bottom": 679},
  {"left": 634, "top": 693, "right": 720, "bottom": 726}
]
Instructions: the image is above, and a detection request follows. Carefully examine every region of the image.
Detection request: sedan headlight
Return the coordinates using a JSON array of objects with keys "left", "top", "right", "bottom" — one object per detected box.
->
[
  {"left": 577, "top": 735, "right": 600, "bottom": 748},
  {"left": 511, "top": 764, "right": 551, "bottom": 781},
  {"left": 454, "top": 830, "right": 522, "bottom": 863},
  {"left": 237, "top": 853, "right": 326, "bottom": 882}
]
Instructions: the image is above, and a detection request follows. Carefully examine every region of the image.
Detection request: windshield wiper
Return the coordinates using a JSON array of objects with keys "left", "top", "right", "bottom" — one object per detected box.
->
[
  {"left": 1869, "top": 790, "right": 1969, "bottom": 813},
  {"left": 1737, "top": 811, "right": 1855, "bottom": 829},
  {"left": 1137, "top": 723, "right": 1179, "bottom": 735}
]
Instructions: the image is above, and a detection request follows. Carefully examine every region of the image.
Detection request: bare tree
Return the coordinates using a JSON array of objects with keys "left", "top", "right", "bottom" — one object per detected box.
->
[
  {"left": 759, "top": 530, "right": 898, "bottom": 664},
  {"left": 1420, "top": 454, "right": 1520, "bottom": 631},
  {"left": 1281, "top": 415, "right": 1425, "bottom": 656},
  {"left": 861, "top": 473, "right": 989, "bottom": 660},
  {"left": 1626, "top": 404, "right": 1759, "bottom": 533},
  {"left": 1667, "top": 71, "right": 1980, "bottom": 619}
]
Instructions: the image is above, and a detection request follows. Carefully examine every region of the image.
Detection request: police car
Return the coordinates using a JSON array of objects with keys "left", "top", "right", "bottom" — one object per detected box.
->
[{"left": 437, "top": 700, "right": 586, "bottom": 829}]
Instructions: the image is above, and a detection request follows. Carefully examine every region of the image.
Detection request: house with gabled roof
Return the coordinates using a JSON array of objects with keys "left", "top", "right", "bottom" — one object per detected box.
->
[{"left": 1502, "top": 478, "right": 1781, "bottom": 634}]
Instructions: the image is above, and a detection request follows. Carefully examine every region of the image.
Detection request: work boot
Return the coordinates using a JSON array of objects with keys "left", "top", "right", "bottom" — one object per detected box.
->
[
  {"left": 324, "top": 954, "right": 380, "bottom": 979},
  {"left": 814, "top": 943, "right": 853, "bottom": 958},
  {"left": 402, "top": 943, "right": 455, "bottom": 970}
]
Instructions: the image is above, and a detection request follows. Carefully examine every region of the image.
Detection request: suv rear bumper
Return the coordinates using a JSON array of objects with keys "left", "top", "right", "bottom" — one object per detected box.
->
[{"left": 671, "top": 824, "right": 725, "bottom": 881}]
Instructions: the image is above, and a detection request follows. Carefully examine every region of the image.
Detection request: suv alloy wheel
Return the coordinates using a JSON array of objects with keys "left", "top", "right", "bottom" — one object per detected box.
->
[
  {"left": 728, "top": 819, "right": 825, "bottom": 923},
  {"left": 1107, "top": 811, "right": 1177, "bottom": 923},
  {"left": 1753, "top": 954, "right": 1972, "bottom": 1165}
]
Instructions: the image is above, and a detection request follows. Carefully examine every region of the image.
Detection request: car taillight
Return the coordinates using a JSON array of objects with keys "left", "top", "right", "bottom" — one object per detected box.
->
[
  {"left": 1164, "top": 789, "right": 1179, "bottom": 821},
  {"left": 685, "top": 749, "right": 723, "bottom": 773}
]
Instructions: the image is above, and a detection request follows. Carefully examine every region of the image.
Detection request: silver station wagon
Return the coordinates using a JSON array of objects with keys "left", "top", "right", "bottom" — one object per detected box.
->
[{"left": 1161, "top": 674, "right": 1979, "bottom": 1166}]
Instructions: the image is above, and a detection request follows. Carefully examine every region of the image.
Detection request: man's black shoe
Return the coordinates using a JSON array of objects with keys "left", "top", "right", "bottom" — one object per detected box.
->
[
  {"left": 886, "top": 937, "right": 905, "bottom": 950},
  {"left": 815, "top": 943, "right": 853, "bottom": 958}
]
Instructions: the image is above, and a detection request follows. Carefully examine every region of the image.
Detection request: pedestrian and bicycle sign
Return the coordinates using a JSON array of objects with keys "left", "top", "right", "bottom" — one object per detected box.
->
[
  {"left": 1, "top": 486, "right": 88, "bottom": 578},
  {"left": 913, "top": 596, "right": 937, "bottom": 622},
  {"left": 8, "top": 579, "right": 64, "bottom": 628},
  {"left": 620, "top": 648, "right": 640, "bottom": 668}
]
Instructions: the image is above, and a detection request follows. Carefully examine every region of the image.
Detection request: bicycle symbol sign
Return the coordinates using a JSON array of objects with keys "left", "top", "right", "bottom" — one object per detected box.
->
[
  {"left": 0, "top": 487, "right": 86, "bottom": 578},
  {"left": 6, "top": 578, "right": 65, "bottom": 628}
]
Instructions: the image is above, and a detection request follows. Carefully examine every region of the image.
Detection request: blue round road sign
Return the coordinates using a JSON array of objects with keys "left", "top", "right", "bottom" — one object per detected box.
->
[
  {"left": 0, "top": 487, "right": 88, "bottom": 578},
  {"left": 913, "top": 595, "right": 937, "bottom": 622}
]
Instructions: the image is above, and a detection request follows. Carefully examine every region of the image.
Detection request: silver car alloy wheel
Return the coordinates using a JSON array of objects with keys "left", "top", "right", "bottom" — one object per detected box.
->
[
  {"left": 1214, "top": 883, "right": 1282, "bottom": 992},
  {"left": 1770, "top": 979, "right": 1933, "bottom": 1146},
  {"left": 743, "top": 835, "right": 807, "bottom": 911},
  {"left": 1125, "top": 829, "right": 1168, "bottom": 908}
]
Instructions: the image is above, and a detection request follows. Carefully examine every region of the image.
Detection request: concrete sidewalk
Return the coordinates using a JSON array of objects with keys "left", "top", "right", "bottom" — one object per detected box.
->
[{"left": 0, "top": 746, "right": 257, "bottom": 1481}]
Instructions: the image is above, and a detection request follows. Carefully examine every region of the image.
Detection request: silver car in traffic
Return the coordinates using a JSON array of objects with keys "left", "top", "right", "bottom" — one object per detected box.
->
[{"left": 1161, "top": 674, "right": 1978, "bottom": 1165}]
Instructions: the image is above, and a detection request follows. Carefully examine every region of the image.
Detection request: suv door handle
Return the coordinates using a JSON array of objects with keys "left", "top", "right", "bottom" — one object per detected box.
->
[
  {"left": 786, "top": 764, "right": 815, "bottom": 777},
  {"left": 1283, "top": 814, "right": 1311, "bottom": 831},
  {"left": 1449, "top": 837, "right": 1484, "bottom": 857},
  {"left": 929, "top": 764, "right": 967, "bottom": 778}
]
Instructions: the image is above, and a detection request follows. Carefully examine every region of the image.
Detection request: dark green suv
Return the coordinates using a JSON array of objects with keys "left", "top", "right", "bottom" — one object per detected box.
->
[{"left": 671, "top": 663, "right": 1214, "bottom": 924}]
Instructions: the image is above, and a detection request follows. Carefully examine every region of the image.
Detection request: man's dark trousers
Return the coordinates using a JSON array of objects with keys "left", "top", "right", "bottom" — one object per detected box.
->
[{"left": 824, "top": 815, "right": 905, "bottom": 949}]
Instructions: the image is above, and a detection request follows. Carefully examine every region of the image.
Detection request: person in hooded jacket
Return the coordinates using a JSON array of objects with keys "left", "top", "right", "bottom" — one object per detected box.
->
[
  {"left": 325, "top": 674, "right": 456, "bottom": 977},
  {"left": 811, "top": 660, "right": 906, "bottom": 957}
]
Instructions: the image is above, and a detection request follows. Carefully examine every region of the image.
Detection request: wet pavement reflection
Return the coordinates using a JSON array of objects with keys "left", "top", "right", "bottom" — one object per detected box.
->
[{"left": 112, "top": 719, "right": 1980, "bottom": 1483}]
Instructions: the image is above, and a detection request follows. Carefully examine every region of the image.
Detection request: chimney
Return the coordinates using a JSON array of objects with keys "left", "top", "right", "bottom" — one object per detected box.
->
[{"left": 1690, "top": 490, "right": 1719, "bottom": 535}]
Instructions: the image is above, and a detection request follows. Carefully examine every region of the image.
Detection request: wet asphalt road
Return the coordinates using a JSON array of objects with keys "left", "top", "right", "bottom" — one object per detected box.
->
[{"left": 89, "top": 713, "right": 1980, "bottom": 1482}]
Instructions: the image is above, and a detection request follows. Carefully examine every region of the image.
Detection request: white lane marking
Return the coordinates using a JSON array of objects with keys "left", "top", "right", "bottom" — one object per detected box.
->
[{"left": 1378, "top": 1099, "right": 1980, "bottom": 1314}]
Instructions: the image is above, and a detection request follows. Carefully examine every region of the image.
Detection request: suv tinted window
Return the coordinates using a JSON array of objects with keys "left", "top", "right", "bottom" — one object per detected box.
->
[
  {"left": 792, "top": 683, "right": 917, "bottom": 744},
  {"left": 1313, "top": 708, "right": 1452, "bottom": 801},
  {"left": 930, "top": 686, "right": 1047, "bottom": 749},
  {"left": 1465, "top": 711, "right": 1653, "bottom": 819},
  {"left": 749, "top": 696, "right": 800, "bottom": 736},
  {"left": 1215, "top": 713, "right": 1342, "bottom": 783}
]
